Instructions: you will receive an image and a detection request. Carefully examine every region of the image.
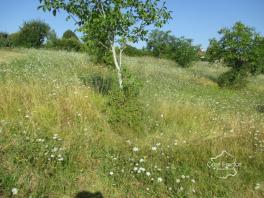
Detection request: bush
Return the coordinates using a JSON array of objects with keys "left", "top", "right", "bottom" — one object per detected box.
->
[{"left": 217, "top": 69, "right": 248, "bottom": 89}]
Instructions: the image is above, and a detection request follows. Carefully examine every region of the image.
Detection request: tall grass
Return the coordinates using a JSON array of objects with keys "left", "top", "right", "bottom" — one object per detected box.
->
[{"left": 0, "top": 49, "right": 263, "bottom": 197}]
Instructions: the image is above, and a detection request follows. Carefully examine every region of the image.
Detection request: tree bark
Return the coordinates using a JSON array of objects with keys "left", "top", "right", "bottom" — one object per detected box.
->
[{"left": 112, "top": 45, "right": 123, "bottom": 89}]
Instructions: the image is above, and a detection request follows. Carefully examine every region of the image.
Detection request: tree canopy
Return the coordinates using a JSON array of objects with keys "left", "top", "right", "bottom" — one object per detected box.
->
[
  {"left": 206, "top": 22, "right": 264, "bottom": 74},
  {"left": 206, "top": 22, "right": 264, "bottom": 87},
  {"left": 62, "top": 29, "right": 79, "bottom": 41},
  {"left": 147, "top": 30, "right": 200, "bottom": 67},
  {"left": 17, "top": 20, "right": 50, "bottom": 48}
]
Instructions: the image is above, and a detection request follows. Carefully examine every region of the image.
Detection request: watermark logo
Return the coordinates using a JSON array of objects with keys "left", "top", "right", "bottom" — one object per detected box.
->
[{"left": 207, "top": 150, "right": 241, "bottom": 179}]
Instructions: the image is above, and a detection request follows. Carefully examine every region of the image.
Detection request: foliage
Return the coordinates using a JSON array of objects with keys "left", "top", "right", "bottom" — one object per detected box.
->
[
  {"left": 107, "top": 69, "right": 146, "bottom": 132},
  {"left": 16, "top": 20, "right": 50, "bottom": 48},
  {"left": 217, "top": 68, "right": 248, "bottom": 89},
  {"left": 62, "top": 29, "right": 79, "bottom": 41},
  {"left": 53, "top": 38, "right": 81, "bottom": 51},
  {"left": 205, "top": 38, "right": 222, "bottom": 62},
  {"left": 82, "top": 37, "right": 114, "bottom": 66},
  {"left": 172, "top": 37, "right": 200, "bottom": 67},
  {"left": 45, "top": 29, "right": 58, "bottom": 47},
  {"left": 123, "top": 45, "right": 152, "bottom": 57},
  {"left": 147, "top": 30, "right": 175, "bottom": 58},
  {"left": 39, "top": 0, "right": 171, "bottom": 88},
  {"left": 0, "top": 32, "right": 12, "bottom": 47},
  {"left": 206, "top": 22, "right": 264, "bottom": 87},
  {"left": 8, "top": 32, "right": 21, "bottom": 47},
  {"left": 147, "top": 30, "right": 200, "bottom": 67}
]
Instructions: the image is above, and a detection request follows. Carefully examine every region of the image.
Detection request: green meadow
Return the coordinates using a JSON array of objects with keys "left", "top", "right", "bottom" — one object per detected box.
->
[{"left": 0, "top": 48, "right": 264, "bottom": 197}]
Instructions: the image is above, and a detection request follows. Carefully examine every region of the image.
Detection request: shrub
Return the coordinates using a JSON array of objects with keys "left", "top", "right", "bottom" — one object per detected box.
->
[{"left": 217, "top": 69, "right": 248, "bottom": 89}]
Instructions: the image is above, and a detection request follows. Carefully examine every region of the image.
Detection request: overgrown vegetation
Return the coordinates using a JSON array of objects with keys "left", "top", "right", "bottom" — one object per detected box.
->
[{"left": 0, "top": 49, "right": 263, "bottom": 197}]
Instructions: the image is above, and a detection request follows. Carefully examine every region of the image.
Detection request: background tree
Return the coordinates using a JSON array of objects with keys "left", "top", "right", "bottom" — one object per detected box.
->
[
  {"left": 17, "top": 20, "right": 50, "bottom": 48},
  {"left": 172, "top": 37, "right": 200, "bottom": 67},
  {"left": 62, "top": 29, "right": 79, "bottom": 41},
  {"left": 205, "top": 38, "right": 221, "bottom": 62},
  {"left": 45, "top": 29, "right": 58, "bottom": 47},
  {"left": 147, "top": 30, "right": 200, "bottom": 67},
  {"left": 39, "top": 0, "right": 171, "bottom": 89},
  {"left": 0, "top": 32, "right": 11, "bottom": 47},
  {"left": 55, "top": 37, "right": 82, "bottom": 51},
  {"left": 147, "top": 30, "right": 175, "bottom": 58},
  {"left": 206, "top": 22, "right": 264, "bottom": 88}
]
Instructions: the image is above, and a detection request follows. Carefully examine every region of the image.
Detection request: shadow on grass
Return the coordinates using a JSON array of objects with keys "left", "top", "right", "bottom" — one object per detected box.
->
[{"left": 75, "top": 191, "right": 104, "bottom": 198}]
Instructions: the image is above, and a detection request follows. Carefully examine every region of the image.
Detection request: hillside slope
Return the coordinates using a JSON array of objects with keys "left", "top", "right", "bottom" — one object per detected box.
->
[{"left": 0, "top": 49, "right": 264, "bottom": 197}]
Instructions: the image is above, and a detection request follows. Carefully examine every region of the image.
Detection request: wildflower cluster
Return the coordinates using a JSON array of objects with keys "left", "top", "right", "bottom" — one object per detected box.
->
[{"left": 107, "top": 139, "right": 198, "bottom": 196}]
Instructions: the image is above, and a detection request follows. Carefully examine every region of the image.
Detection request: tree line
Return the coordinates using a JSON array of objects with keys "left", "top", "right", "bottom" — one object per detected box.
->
[{"left": 0, "top": 20, "right": 82, "bottom": 51}]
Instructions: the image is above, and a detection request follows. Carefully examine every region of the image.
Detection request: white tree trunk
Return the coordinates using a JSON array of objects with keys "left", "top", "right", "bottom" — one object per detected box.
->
[{"left": 112, "top": 45, "right": 123, "bottom": 89}]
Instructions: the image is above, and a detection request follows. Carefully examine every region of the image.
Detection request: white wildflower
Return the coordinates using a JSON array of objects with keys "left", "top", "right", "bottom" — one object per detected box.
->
[
  {"left": 133, "top": 147, "right": 139, "bottom": 152},
  {"left": 12, "top": 188, "right": 18, "bottom": 195},
  {"left": 151, "top": 146, "right": 157, "bottom": 151},
  {"left": 157, "top": 177, "right": 163, "bottom": 182},
  {"left": 109, "top": 171, "right": 114, "bottom": 176},
  {"left": 58, "top": 157, "right": 64, "bottom": 161},
  {"left": 139, "top": 167, "right": 145, "bottom": 172},
  {"left": 146, "top": 172, "right": 151, "bottom": 176}
]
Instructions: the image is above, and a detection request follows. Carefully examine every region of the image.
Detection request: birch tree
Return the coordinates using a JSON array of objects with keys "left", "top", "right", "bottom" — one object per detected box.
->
[{"left": 39, "top": 0, "right": 171, "bottom": 88}]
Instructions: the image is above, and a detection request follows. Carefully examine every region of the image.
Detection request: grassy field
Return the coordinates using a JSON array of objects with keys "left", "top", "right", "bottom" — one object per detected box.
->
[{"left": 0, "top": 48, "right": 264, "bottom": 197}]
